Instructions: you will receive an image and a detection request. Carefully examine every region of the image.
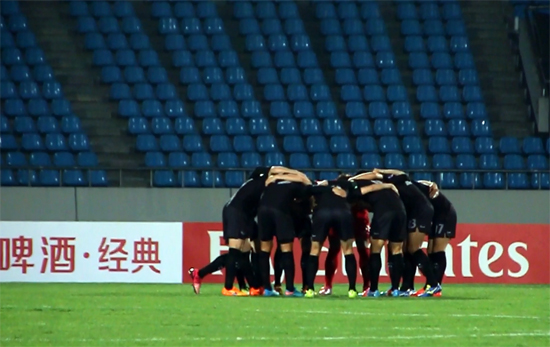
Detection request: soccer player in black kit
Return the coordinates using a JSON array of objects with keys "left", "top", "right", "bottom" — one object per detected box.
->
[
  {"left": 348, "top": 172, "right": 405, "bottom": 297},
  {"left": 190, "top": 166, "right": 304, "bottom": 296},
  {"left": 373, "top": 169, "right": 441, "bottom": 297},
  {"left": 257, "top": 172, "right": 311, "bottom": 297},
  {"left": 409, "top": 180, "right": 457, "bottom": 297},
  {"left": 303, "top": 176, "right": 359, "bottom": 298}
]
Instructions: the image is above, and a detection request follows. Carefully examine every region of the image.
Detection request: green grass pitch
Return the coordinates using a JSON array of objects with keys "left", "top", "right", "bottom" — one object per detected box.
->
[{"left": 1, "top": 283, "right": 549, "bottom": 347}]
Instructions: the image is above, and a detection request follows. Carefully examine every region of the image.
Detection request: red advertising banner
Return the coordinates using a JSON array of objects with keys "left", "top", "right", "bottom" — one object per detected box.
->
[{"left": 182, "top": 223, "right": 550, "bottom": 284}]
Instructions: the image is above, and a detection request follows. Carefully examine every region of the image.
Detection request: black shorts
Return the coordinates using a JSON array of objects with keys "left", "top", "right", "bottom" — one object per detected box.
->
[
  {"left": 311, "top": 207, "right": 354, "bottom": 243},
  {"left": 222, "top": 204, "right": 254, "bottom": 241},
  {"left": 257, "top": 206, "right": 295, "bottom": 244},
  {"left": 294, "top": 216, "right": 312, "bottom": 239},
  {"left": 371, "top": 210, "right": 407, "bottom": 243},
  {"left": 407, "top": 202, "right": 434, "bottom": 234},
  {"left": 430, "top": 205, "right": 457, "bottom": 239}
]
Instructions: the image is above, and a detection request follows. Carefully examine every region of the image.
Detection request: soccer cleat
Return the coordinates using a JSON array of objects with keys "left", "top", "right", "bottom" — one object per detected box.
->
[
  {"left": 419, "top": 284, "right": 442, "bottom": 297},
  {"left": 400, "top": 289, "right": 414, "bottom": 297},
  {"left": 285, "top": 289, "right": 305, "bottom": 297},
  {"left": 410, "top": 288, "right": 424, "bottom": 297},
  {"left": 433, "top": 291, "right": 442, "bottom": 297},
  {"left": 348, "top": 289, "right": 358, "bottom": 298},
  {"left": 263, "top": 289, "right": 280, "bottom": 297},
  {"left": 304, "top": 289, "right": 316, "bottom": 298},
  {"left": 358, "top": 289, "right": 369, "bottom": 297},
  {"left": 318, "top": 286, "right": 332, "bottom": 295},
  {"left": 188, "top": 267, "right": 202, "bottom": 294},
  {"left": 249, "top": 287, "right": 262, "bottom": 296},
  {"left": 240, "top": 287, "right": 250, "bottom": 296},
  {"left": 222, "top": 287, "right": 248, "bottom": 296},
  {"left": 380, "top": 288, "right": 393, "bottom": 296},
  {"left": 273, "top": 285, "right": 283, "bottom": 295},
  {"left": 367, "top": 289, "right": 381, "bottom": 297}
]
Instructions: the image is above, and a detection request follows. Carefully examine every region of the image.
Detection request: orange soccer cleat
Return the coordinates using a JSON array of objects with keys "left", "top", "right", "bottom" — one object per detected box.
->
[
  {"left": 222, "top": 287, "right": 249, "bottom": 296},
  {"left": 249, "top": 287, "right": 262, "bottom": 296}
]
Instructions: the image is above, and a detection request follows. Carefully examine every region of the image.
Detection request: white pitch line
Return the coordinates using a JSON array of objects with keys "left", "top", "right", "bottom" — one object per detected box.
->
[
  {"left": 1, "top": 332, "right": 549, "bottom": 343},
  {"left": 263, "top": 309, "right": 547, "bottom": 320}
]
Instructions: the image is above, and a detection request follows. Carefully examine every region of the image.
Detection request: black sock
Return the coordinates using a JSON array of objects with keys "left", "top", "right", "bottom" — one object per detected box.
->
[
  {"left": 259, "top": 251, "right": 272, "bottom": 291},
  {"left": 224, "top": 248, "right": 240, "bottom": 290},
  {"left": 198, "top": 253, "right": 227, "bottom": 278},
  {"left": 430, "top": 251, "right": 447, "bottom": 284},
  {"left": 300, "top": 239, "right": 311, "bottom": 289},
  {"left": 236, "top": 268, "right": 246, "bottom": 290},
  {"left": 306, "top": 254, "right": 319, "bottom": 291},
  {"left": 400, "top": 252, "right": 416, "bottom": 291},
  {"left": 281, "top": 251, "right": 296, "bottom": 292},
  {"left": 389, "top": 253, "right": 404, "bottom": 291},
  {"left": 274, "top": 247, "right": 283, "bottom": 287},
  {"left": 413, "top": 249, "right": 438, "bottom": 287},
  {"left": 344, "top": 254, "right": 357, "bottom": 291},
  {"left": 239, "top": 251, "right": 256, "bottom": 289},
  {"left": 251, "top": 252, "right": 262, "bottom": 287},
  {"left": 369, "top": 253, "right": 382, "bottom": 291}
]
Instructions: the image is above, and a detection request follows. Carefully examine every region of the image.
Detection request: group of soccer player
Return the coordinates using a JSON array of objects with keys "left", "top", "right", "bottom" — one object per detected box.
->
[{"left": 189, "top": 165, "right": 457, "bottom": 298}]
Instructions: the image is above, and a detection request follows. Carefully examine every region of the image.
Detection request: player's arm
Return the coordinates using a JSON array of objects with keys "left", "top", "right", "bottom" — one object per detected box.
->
[
  {"left": 360, "top": 183, "right": 399, "bottom": 196},
  {"left": 373, "top": 168, "right": 406, "bottom": 176},
  {"left": 418, "top": 180, "right": 440, "bottom": 198},
  {"left": 267, "top": 173, "right": 311, "bottom": 186},
  {"left": 348, "top": 172, "right": 383, "bottom": 181}
]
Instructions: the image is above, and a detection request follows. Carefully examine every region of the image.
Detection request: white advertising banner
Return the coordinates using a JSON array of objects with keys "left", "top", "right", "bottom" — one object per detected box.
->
[{"left": 0, "top": 222, "right": 183, "bottom": 283}]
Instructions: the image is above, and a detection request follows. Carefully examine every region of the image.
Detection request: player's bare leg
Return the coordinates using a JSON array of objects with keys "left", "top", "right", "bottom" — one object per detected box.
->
[{"left": 341, "top": 238, "right": 358, "bottom": 298}]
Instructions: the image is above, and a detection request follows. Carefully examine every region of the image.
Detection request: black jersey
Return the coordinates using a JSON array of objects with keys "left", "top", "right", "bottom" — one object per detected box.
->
[
  {"left": 309, "top": 180, "right": 353, "bottom": 211},
  {"left": 248, "top": 166, "right": 271, "bottom": 180},
  {"left": 351, "top": 179, "right": 404, "bottom": 213},
  {"left": 412, "top": 180, "right": 453, "bottom": 215},
  {"left": 290, "top": 197, "right": 311, "bottom": 221},
  {"left": 259, "top": 180, "right": 309, "bottom": 213},
  {"left": 226, "top": 177, "right": 267, "bottom": 218},
  {"left": 380, "top": 173, "right": 428, "bottom": 213}
]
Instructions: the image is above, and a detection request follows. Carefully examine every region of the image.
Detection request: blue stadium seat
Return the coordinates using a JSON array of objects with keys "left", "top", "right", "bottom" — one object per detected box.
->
[
  {"left": 118, "top": 99, "right": 140, "bottom": 118},
  {"left": 508, "top": 173, "right": 530, "bottom": 189},
  {"left": 227, "top": 68, "right": 247, "bottom": 85},
  {"left": 256, "top": 2, "right": 277, "bottom": 19},
  {"left": 1, "top": 31, "right": 15, "bottom": 48},
  {"left": 471, "top": 119, "right": 491, "bottom": 137},
  {"left": 356, "top": 136, "right": 378, "bottom": 153},
  {"left": 14, "top": 116, "right": 36, "bottom": 134},
  {"left": 450, "top": 36, "right": 469, "bottom": 53},
  {"left": 37, "top": 116, "right": 59, "bottom": 134},
  {"left": 180, "top": 67, "right": 201, "bottom": 84},
  {"left": 14, "top": 169, "right": 37, "bottom": 186},
  {"left": 167, "top": 152, "right": 189, "bottom": 168},
  {"left": 163, "top": 100, "right": 185, "bottom": 118},
  {"left": 436, "top": 172, "right": 459, "bottom": 189},
  {"left": 448, "top": 119, "right": 469, "bottom": 137},
  {"left": 22, "top": 133, "right": 44, "bottom": 151},
  {"left": 408, "top": 153, "right": 428, "bottom": 169},
  {"left": 436, "top": 69, "right": 457, "bottom": 86},
  {"left": 26, "top": 48, "right": 46, "bottom": 66},
  {"left": 385, "top": 153, "right": 406, "bottom": 169},
  {"left": 456, "top": 154, "right": 477, "bottom": 170},
  {"left": 379, "top": 136, "right": 401, "bottom": 154},
  {"left": 124, "top": 66, "right": 146, "bottom": 84},
  {"left": 292, "top": 101, "right": 316, "bottom": 118},
  {"left": 226, "top": 118, "right": 247, "bottom": 135},
  {"left": 174, "top": 117, "right": 195, "bottom": 135},
  {"left": 397, "top": 119, "right": 417, "bottom": 136},
  {"left": 77, "top": 16, "right": 96, "bottom": 33},
  {"left": 281, "top": 68, "right": 302, "bottom": 85},
  {"left": 289, "top": 153, "right": 310, "bottom": 168},
  {"left": 423, "top": 19, "right": 444, "bottom": 36},
  {"left": 454, "top": 52, "right": 475, "bottom": 69},
  {"left": 432, "top": 154, "right": 453, "bottom": 169},
  {"left": 298, "top": 51, "right": 318, "bottom": 68},
  {"left": 98, "top": 16, "right": 120, "bottom": 34},
  {"left": 173, "top": 51, "right": 193, "bottom": 67},
  {"left": 178, "top": 171, "right": 200, "bottom": 188},
  {"left": 277, "top": 118, "right": 299, "bottom": 135},
  {"left": 68, "top": 133, "right": 90, "bottom": 151},
  {"left": 52, "top": 99, "right": 71, "bottom": 117},
  {"left": 204, "top": 18, "right": 224, "bottom": 35},
  {"left": 427, "top": 36, "right": 448, "bottom": 53},
  {"left": 19, "top": 81, "right": 40, "bottom": 99},
  {"left": 287, "top": 84, "right": 308, "bottom": 101},
  {"left": 475, "top": 137, "right": 495, "bottom": 154},
  {"left": 210, "top": 135, "right": 232, "bottom": 152},
  {"left": 42, "top": 81, "right": 63, "bottom": 99},
  {"left": 527, "top": 154, "right": 549, "bottom": 170},
  {"left": 233, "top": 83, "right": 254, "bottom": 101},
  {"left": 191, "top": 152, "right": 213, "bottom": 168},
  {"left": 368, "top": 101, "right": 390, "bottom": 118},
  {"left": 343, "top": 19, "right": 363, "bottom": 36},
  {"left": 431, "top": 52, "right": 453, "bottom": 69},
  {"left": 340, "top": 85, "right": 362, "bottom": 102},
  {"left": 183, "top": 134, "right": 203, "bottom": 152},
  {"left": 317, "top": 3, "right": 336, "bottom": 19},
  {"left": 443, "top": 102, "right": 464, "bottom": 119},
  {"left": 0, "top": 81, "right": 17, "bottom": 99},
  {"left": 241, "top": 101, "right": 262, "bottom": 118},
  {"left": 375, "top": 51, "right": 395, "bottom": 69},
  {"left": 401, "top": 19, "right": 422, "bottom": 36},
  {"left": 113, "top": 1, "right": 134, "bottom": 17},
  {"left": 0, "top": 116, "right": 10, "bottom": 133},
  {"left": 419, "top": 2, "right": 440, "bottom": 20},
  {"left": 361, "top": 153, "right": 382, "bottom": 168},
  {"left": 306, "top": 135, "right": 328, "bottom": 153},
  {"left": 402, "top": 136, "right": 423, "bottom": 153},
  {"left": 404, "top": 36, "right": 425, "bottom": 53},
  {"left": 264, "top": 152, "right": 285, "bottom": 166},
  {"left": 458, "top": 69, "right": 479, "bottom": 85},
  {"left": 428, "top": 136, "right": 450, "bottom": 154},
  {"left": 142, "top": 100, "right": 164, "bottom": 118},
  {"left": 522, "top": 137, "right": 545, "bottom": 154},
  {"left": 156, "top": 83, "right": 176, "bottom": 100},
  {"left": 151, "top": 117, "right": 174, "bottom": 135},
  {"left": 446, "top": 19, "right": 466, "bottom": 36},
  {"left": 330, "top": 136, "right": 352, "bottom": 153},
  {"left": 326, "top": 35, "right": 346, "bottom": 52},
  {"left": 374, "top": 119, "right": 395, "bottom": 136},
  {"left": 264, "top": 84, "right": 285, "bottom": 101},
  {"left": 240, "top": 18, "right": 260, "bottom": 35},
  {"left": 283, "top": 135, "right": 305, "bottom": 152},
  {"left": 480, "top": 154, "right": 500, "bottom": 170},
  {"left": 338, "top": 2, "right": 358, "bottom": 19},
  {"left": 202, "top": 117, "right": 223, "bottom": 135},
  {"left": 152, "top": 170, "right": 176, "bottom": 187},
  {"left": 442, "top": 3, "right": 461, "bottom": 20},
  {"left": 38, "top": 170, "right": 60, "bottom": 186},
  {"left": 257, "top": 135, "right": 278, "bottom": 152},
  {"left": 195, "top": 50, "right": 217, "bottom": 68},
  {"left": 188, "top": 84, "right": 209, "bottom": 101},
  {"left": 45, "top": 133, "right": 68, "bottom": 151},
  {"left": 90, "top": 1, "right": 111, "bottom": 17},
  {"left": 218, "top": 101, "right": 238, "bottom": 119},
  {"left": 250, "top": 51, "right": 272, "bottom": 68},
  {"left": 499, "top": 136, "right": 521, "bottom": 154},
  {"left": 504, "top": 154, "right": 525, "bottom": 170},
  {"left": 106, "top": 33, "right": 128, "bottom": 50},
  {"left": 316, "top": 101, "right": 336, "bottom": 118},
  {"left": 128, "top": 117, "right": 149, "bottom": 134},
  {"left": 466, "top": 102, "right": 487, "bottom": 119},
  {"left": 110, "top": 83, "right": 131, "bottom": 100},
  {"left": 270, "top": 101, "right": 291, "bottom": 118},
  {"left": 33, "top": 65, "right": 54, "bottom": 83},
  {"left": 241, "top": 152, "right": 262, "bottom": 168},
  {"left": 483, "top": 172, "right": 505, "bottom": 189},
  {"left": 225, "top": 171, "right": 245, "bottom": 188},
  {"left": 366, "top": 18, "right": 385, "bottom": 36},
  {"left": 5, "top": 152, "right": 27, "bottom": 167},
  {"left": 53, "top": 152, "right": 75, "bottom": 168},
  {"left": 30, "top": 152, "right": 51, "bottom": 166},
  {"left": 440, "top": 86, "right": 460, "bottom": 103},
  {"left": 531, "top": 172, "right": 550, "bottom": 189},
  {"left": 101, "top": 66, "right": 122, "bottom": 84},
  {"left": 148, "top": 67, "right": 169, "bottom": 84},
  {"left": 3, "top": 99, "right": 25, "bottom": 117},
  {"left": 139, "top": 50, "right": 160, "bottom": 67},
  {"left": 397, "top": 3, "right": 418, "bottom": 20},
  {"left": 313, "top": 153, "right": 334, "bottom": 168},
  {"left": 165, "top": 34, "right": 185, "bottom": 51},
  {"left": 121, "top": 17, "right": 142, "bottom": 34},
  {"left": 2, "top": 48, "right": 23, "bottom": 66},
  {"left": 10, "top": 65, "right": 31, "bottom": 82},
  {"left": 381, "top": 69, "right": 401, "bottom": 85},
  {"left": 386, "top": 85, "right": 407, "bottom": 102},
  {"left": 85, "top": 32, "right": 105, "bottom": 50},
  {"left": 257, "top": 68, "right": 278, "bottom": 85}
]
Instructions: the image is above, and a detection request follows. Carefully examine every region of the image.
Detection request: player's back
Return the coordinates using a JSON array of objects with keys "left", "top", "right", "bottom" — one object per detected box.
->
[
  {"left": 412, "top": 181, "right": 452, "bottom": 215},
  {"left": 381, "top": 174, "right": 429, "bottom": 211},
  {"left": 353, "top": 180, "right": 404, "bottom": 214},
  {"left": 260, "top": 180, "right": 307, "bottom": 213},
  {"left": 227, "top": 178, "right": 266, "bottom": 216},
  {"left": 310, "top": 181, "right": 351, "bottom": 210}
]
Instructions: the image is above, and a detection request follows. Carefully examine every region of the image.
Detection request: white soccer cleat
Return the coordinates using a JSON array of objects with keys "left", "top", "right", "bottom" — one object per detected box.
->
[{"left": 318, "top": 286, "right": 332, "bottom": 295}]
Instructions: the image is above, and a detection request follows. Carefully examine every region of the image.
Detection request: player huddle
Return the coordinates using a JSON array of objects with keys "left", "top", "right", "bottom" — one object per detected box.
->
[{"left": 189, "top": 166, "right": 457, "bottom": 298}]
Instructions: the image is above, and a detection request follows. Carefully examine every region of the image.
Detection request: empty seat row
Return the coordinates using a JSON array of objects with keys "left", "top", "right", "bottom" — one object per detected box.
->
[
  {"left": 499, "top": 136, "right": 549, "bottom": 155},
  {"left": 1, "top": 81, "right": 63, "bottom": 99},
  {"left": 2, "top": 151, "right": 99, "bottom": 167},
  {"left": 397, "top": 2, "right": 463, "bottom": 21},
  {"left": 70, "top": 1, "right": 135, "bottom": 18},
  {"left": 0, "top": 133, "right": 90, "bottom": 151},
  {"left": 1, "top": 30, "right": 38, "bottom": 49},
  {"left": 1, "top": 168, "right": 108, "bottom": 187},
  {"left": 416, "top": 85, "right": 483, "bottom": 103},
  {"left": 404, "top": 35, "right": 469, "bottom": 53},
  {"left": 77, "top": 15, "right": 144, "bottom": 35},
  {"left": 1, "top": 64, "right": 55, "bottom": 82},
  {"left": 412, "top": 68, "right": 478, "bottom": 86},
  {"left": 421, "top": 102, "right": 487, "bottom": 119},
  {"left": 409, "top": 51, "right": 475, "bottom": 70},
  {"left": 85, "top": 32, "right": 151, "bottom": 50},
  {"left": 152, "top": 1, "right": 221, "bottom": 19},
  {"left": 92, "top": 49, "right": 160, "bottom": 67},
  {"left": 401, "top": 19, "right": 469, "bottom": 38},
  {"left": 1, "top": 116, "right": 82, "bottom": 134},
  {"left": 2, "top": 98, "right": 73, "bottom": 117},
  {"left": 428, "top": 136, "right": 506, "bottom": 154},
  {"left": 424, "top": 118, "right": 491, "bottom": 137}
]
